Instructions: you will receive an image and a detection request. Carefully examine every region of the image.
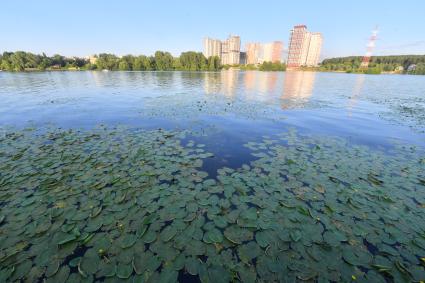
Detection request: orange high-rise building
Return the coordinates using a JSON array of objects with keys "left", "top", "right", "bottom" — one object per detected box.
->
[
  {"left": 246, "top": 43, "right": 261, "bottom": 64},
  {"left": 246, "top": 41, "right": 283, "bottom": 64},
  {"left": 271, "top": 41, "right": 283, "bottom": 63},
  {"left": 287, "top": 25, "right": 322, "bottom": 68}
]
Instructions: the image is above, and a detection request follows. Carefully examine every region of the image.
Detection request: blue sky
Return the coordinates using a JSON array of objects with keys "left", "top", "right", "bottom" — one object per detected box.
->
[{"left": 1, "top": 0, "right": 424, "bottom": 59}]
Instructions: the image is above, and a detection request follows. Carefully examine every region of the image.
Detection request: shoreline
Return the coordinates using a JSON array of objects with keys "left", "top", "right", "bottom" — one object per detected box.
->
[{"left": 0, "top": 69, "right": 421, "bottom": 75}]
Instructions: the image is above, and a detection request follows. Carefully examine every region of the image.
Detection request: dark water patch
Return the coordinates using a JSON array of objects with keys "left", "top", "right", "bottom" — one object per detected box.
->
[{"left": 178, "top": 271, "right": 201, "bottom": 283}]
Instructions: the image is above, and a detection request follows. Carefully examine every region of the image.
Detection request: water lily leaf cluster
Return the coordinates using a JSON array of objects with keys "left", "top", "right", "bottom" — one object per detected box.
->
[
  {"left": 141, "top": 92, "right": 285, "bottom": 122},
  {"left": 0, "top": 126, "right": 424, "bottom": 282}
]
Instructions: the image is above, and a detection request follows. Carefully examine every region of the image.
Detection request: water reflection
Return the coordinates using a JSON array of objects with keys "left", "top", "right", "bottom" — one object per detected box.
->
[
  {"left": 348, "top": 74, "right": 366, "bottom": 116},
  {"left": 204, "top": 70, "right": 239, "bottom": 98},
  {"left": 203, "top": 70, "right": 317, "bottom": 108},
  {"left": 221, "top": 70, "right": 239, "bottom": 98},
  {"left": 244, "top": 71, "right": 279, "bottom": 94},
  {"left": 205, "top": 70, "right": 282, "bottom": 98},
  {"left": 281, "top": 71, "right": 316, "bottom": 109},
  {"left": 203, "top": 72, "right": 221, "bottom": 95},
  {"left": 244, "top": 71, "right": 256, "bottom": 91},
  {"left": 266, "top": 72, "right": 278, "bottom": 93}
]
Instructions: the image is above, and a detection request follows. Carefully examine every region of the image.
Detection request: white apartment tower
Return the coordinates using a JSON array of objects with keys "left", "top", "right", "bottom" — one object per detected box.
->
[
  {"left": 203, "top": 35, "right": 241, "bottom": 65},
  {"left": 305, "top": 33, "right": 323, "bottom": 67}
]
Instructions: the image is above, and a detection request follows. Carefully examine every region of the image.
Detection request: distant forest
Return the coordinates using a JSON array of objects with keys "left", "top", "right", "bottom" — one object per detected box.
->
[
  {"left": 0, "top": 51, "right": 221, "bottom": 72},
  {"left": 0, "top": 51, "right": 287, "bottom": 72},
  {"left": 320, "top": 55, "right": 425, "bottom": 74}
]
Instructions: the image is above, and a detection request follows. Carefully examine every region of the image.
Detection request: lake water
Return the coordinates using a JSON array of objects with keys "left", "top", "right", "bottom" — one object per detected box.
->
[{"left": 0, "top": 71, "right": 424, "bottom": 282}]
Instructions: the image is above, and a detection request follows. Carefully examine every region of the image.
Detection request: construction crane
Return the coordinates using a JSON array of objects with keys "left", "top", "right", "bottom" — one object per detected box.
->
[{"left": 360, "top": 26, "right": 379, "bottom": 69}]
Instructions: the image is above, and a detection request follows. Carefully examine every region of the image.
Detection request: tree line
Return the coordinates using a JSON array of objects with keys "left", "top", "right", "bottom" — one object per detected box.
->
[
  {"left": 0, "top": 51, "right": 221, "bottom": 72},
  {"left": 226, "top": 62, "right": 287, "bottom": 71},
  {"left": 0, "top": 51, "right": 87, "bottom": 71},
  {"left": 320, "top": 55, "right": 425, "bottom": 75}
]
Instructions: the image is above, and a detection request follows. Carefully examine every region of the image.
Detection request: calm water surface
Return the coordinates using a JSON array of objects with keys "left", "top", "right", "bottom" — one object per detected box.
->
[
  {"left": 0, "top": 71, "right": 424, "bottom": 282},
  {"left": 1, "top": 71, "right": 424, "bottom": 144}
]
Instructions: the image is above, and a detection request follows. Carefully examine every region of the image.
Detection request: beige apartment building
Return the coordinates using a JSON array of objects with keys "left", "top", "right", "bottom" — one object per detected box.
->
[
  {"left": 287, "top": 25, "right": 322, "bottom": 67},
  {"left": 203, "top": 35, "right": 241, "bottom": 65},
  {"left": 203, "top": 37, "right": 222, "bottom": 58},
  {"left": 246, "top": 43, "right": 261, "bottom": 65},
  {"left": 221, "top": 35, "right": 241, "bottom": 65}
]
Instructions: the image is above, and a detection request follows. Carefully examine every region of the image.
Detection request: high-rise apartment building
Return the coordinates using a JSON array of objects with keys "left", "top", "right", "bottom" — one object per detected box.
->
[
  {"left": 287, "top": 25, "right": 307, "bottom": 68},
  {"left": 246, "top": 43, "right": 261, "bottom": 65},
  {"left": 221, "top": 40, "right": 229, "bottom": 64},
  {"left": 261, "top": 43, "right": 274, "bottom": 63},
  {"left": 287, "top": 25, "right": 322, "bottom": 67},
  {"left": 221, "top": 35, "right": 241, "bottom": 65},
  {"left": 271, "top": 41, "right": 283, "bottom": 63},
  {"left": 203, "top": 35, "right": 241, "bottom": 65},
  {"left": 246, "top": 41, "right": 283, "bottom": 64},
  {"left": 305, "top": 33, "right": 323, "bottom": 67},
  {"left": 203, "top": 37, "right": 222, "bottom": 58}
]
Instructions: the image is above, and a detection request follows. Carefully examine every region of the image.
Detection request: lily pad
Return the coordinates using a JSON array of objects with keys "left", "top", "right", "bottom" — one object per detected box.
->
[
  {"left": 160, "top": 225, "right": 178, "bottom": 242},
  {"left": 238, "top": 242, "right": 263, "bottom": 263},
  {"left": 203, "top": 228, "right": 223, "bottom": 243},
  {"left": 116, "top": 263, "right": 133, "bottom": 279},
  {"left": 224, "top": 226, "right": 253, "bottom": 244},
  {"left": 119, "top": 234, "right": 138, "bottom": 249},
  {"left": 185, "top": 257, "right": 201, "bottom": 275},
  {"left": 45, "top": 259, "right": 60, "bottom": 277}
]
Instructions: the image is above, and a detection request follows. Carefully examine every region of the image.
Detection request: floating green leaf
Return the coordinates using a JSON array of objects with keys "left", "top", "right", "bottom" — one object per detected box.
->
[
  {"left": 203, "top": 228, "right": 223, "bottom": 243},
  {"left": 116, "top": 263, "right": 133, "bottom": 279},
  {"left": 119, "top": 234, "right": 138, "bottom": 249},
  {"left": 238, "top": 242, "right": 262, "bottom": 264}
]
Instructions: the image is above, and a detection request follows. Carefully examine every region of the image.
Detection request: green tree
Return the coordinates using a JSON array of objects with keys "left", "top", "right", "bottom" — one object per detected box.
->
[
  {"left": 364, "top": 66, "right": 382, "bottom": 74},
  {"left": 179, "top": 52, "right": 208, "bottom": 71},
  {"left": 145, "top": 57, "right": 154, "bottom": 70},
  {"left": 259, "top": 61, "right": 286, "bottom": 71},
  {"left": 25, "top": 53, "right": 40, "bottom": 69},
  {"left": 207, "top": 56, "right": 221, "bottom": 71},
  {"left": 10, "top": 51, "right": 26, "bottom": 71},
  {"left": 39, "top": 53, "right": 51, "bottom": 70},
  {"left": 120, "top": 55, "right": 134, "bottom": 70},
  {"left": 172, "top": 57, "right": 182, "bottom": 70},
  {"left": 52, "top": 54, "right": 65, "bottom": 67},
  {"left": 118, "top": 61, "right": 130, "bottom": 70},
  {"left": 412, "top": 63, "right": 425, "bottom": 75},
  {"left": 154, "top": 51, "right": 174, "bottom": 71},
  {"left": 96, "top": 54, "right": 119, "bottom": 70},
  {"left": 1, "top": 52, "right": 13, "bottom": 71},
  {"left": 133, "top": 56, "right": 147, "bottom": 71}
]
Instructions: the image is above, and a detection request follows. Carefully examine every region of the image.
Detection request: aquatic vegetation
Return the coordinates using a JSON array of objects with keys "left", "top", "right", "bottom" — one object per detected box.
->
[
  {"left": 0, "top": 127, "right": 424, "bottom": 282},
  {"left": 141, "top": 93, "right": 286, "bottom": 122}
]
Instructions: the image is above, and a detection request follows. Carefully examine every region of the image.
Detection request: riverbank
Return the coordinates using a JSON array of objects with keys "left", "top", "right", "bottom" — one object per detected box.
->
[
  {"left": 2, "top": 51, "right": 425, "bottom": 74},
  {"left": 2, "top": 69, "right": 424, "bottom": 76}
]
